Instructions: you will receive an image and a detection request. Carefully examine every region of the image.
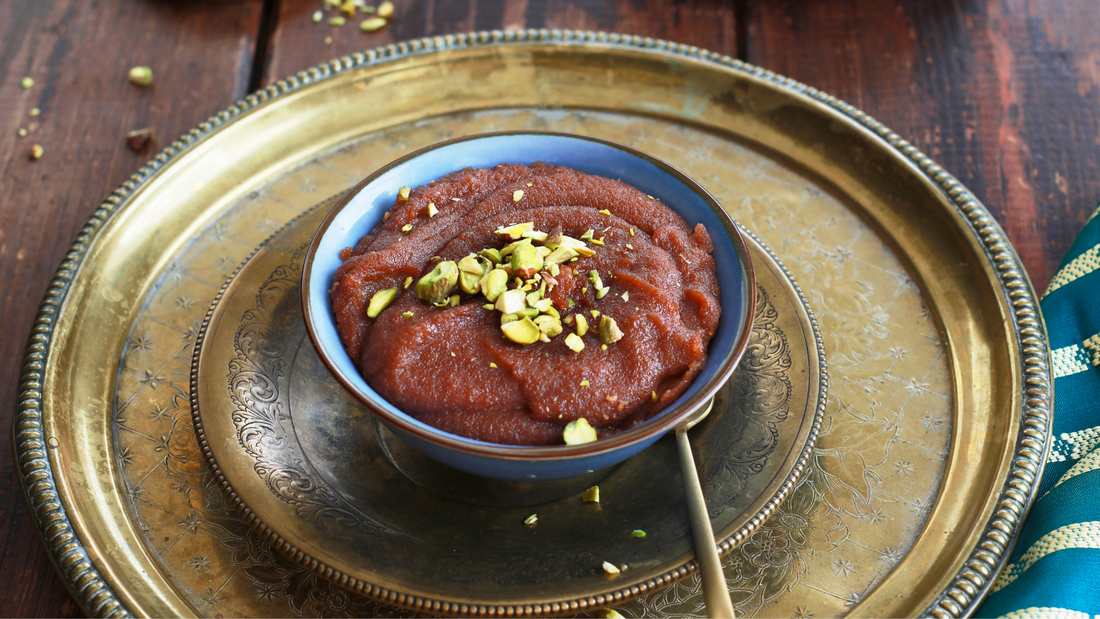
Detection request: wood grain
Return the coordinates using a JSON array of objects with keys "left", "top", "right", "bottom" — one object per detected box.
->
[
  {"left": 0, "top": 1, "right": 263, "bottom": 616},
  {"left": 741, "top": 0, "right": 1100, "bottom": 291},
  {"left": 263, "top": 0, "right": 737, "bottom": 85}
]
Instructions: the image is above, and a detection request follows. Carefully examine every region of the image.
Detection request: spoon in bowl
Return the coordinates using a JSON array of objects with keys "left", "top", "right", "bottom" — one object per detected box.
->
[{"left": 675, "top": 397, "right": 736, "bottom": 618}]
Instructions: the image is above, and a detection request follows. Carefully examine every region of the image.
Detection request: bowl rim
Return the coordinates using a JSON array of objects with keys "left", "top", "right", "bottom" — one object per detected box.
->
[{"left": 301, "top": 130, "right": 756, "bottom": 461}]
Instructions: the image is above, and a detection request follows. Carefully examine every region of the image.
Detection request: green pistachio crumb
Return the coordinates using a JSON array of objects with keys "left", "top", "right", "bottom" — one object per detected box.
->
[
  {"left": 490, "top": 362, "right": 498, "bottom": 368},
  {"left": 602, "top": 561, "right": 620, "bottom": 575},
  {"left": 580, "top": 379, "right": 590, "bottom": 387},
  {"left": 502, "top": 317, "right": 540, "bottom": 344},
  {"left": 596, "top": 287, "right": 610, "bottom": 299},
  {"left": 580, "top": 229, "right": 594, "bottom": 241},
  {"left": 366, "top": 287, "right": 398, "bottom": 318},
  {"left": 312, "top": 10, "right": 323, "bottom": 21},
  {"left": 402, "top": 311, "right": 413, "bottom": 319},
  {"left": 629, "top": 228, "right": 635, "bottom": 236},
  {"left": 377, "top": 0, "right": 395, "bottom": 17},
  {"left": 513, "top": 190, "right": 524, "bottom": 202},
  {"left": 29, "top": 108, "right": 40, "bottom": 117},
  {"left": 360, "top": 16, "right": 386, "bottom": 31},
  {"left": 329, "top": 16, "right": 347, "bottom": 25},
  {"left": 632, "top": 530, "right": 646, "bottom": 538},
  {"left": 626, "top": 244, "right": 634, "bottom": 250},
  {"left": 601, "top": 344, "right": 607, "bottom": 350},
  {"left": 622, "top": 291, "right": 630, "bottom": 301},
  {"left": 495, "top": 221, "right": 533, "bottom": 240},
  {"left": 398, "top": 186, "right": 411, "bottom": 200},
  {"left": 647, "top": 195, "right": 655, "bottom": 200},
  {"left": 428, "top": 202, "right": 438, "bottom": 217},
  {"left": 563, "top": 314, "right": 574, "bottom": 325},
  {"left": 401, "top": 223, "right": 413, "bottom": 233},
  {"left": 564, "top": 332, "right": 584, "bottom": 352},
  {"left": 416, "top": 261, "right": 458, "bottom": 304},
  {"left": 590, "top": 310, "right": 600, "bottom": 318},
  {"left": 128, "top": 66, "right": 153, "bottom": 86},
  {"left": 20, "top": 77, "right": 34, "bottom": 89},
  {"left": 651, "top": 390, "right": 658, "bottom": 402},
  {"left": 583, "top": 486, "right": 600, "bottom": 502},
  {"left": 590, "top": 237, "right": 604, "bottom": 246},
  {"left": 582, "top": 287, "right": 588, "bottom": 295},
  {"left": 602, "top": 610, "right": 626, "bottom": 619},
  {"left": 480, "top": 248, "right": 503, "bottom": 264},
  {"left": 575, "top": 314, "right": 589, "bottom": 336},
  {"left": 563, "top": 418, "right": 597, "bottom": 444},
  {"left": 526, "top": 182, "right": 532, "bottom": 187},
  {"left": 524, "top": 514, "right": 538, "bottom": 525},
  {"left": 598, "top": 209, "right": 611, "bottom": 216},
  {"left": 17, "top": 128, "right": 27, "bottom": 137},
  {"left": 403, "top": 276, "right": 412, "bottom": 289},
  {"left": 482, "top": 269, "right": 508, "bottom": 302},
  {"left": 483, "top": 303, "right": 494, "bottom": 310},
  {"left": 599, "top": 315, "right": 624, "bottom": 344}
]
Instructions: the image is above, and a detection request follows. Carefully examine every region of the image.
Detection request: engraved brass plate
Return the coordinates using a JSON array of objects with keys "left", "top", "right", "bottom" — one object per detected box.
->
[
  {"left": 16, "top": 32, "right": 1050, "bottom": 619},
  {"left": 190, "top": 199, "right": 823, "bottom": 615}
]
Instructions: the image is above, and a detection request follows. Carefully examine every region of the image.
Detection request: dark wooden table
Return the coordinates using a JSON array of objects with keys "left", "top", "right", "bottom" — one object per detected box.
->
[{"left": 2, "top": 0, "right": 1098, "bottom": 615}]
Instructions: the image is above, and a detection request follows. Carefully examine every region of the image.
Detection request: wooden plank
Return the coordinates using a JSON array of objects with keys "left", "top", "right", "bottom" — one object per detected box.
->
[
  {"left": 742, "top": 0, "right": 1100, "bottom": 291},
  {"left": 0, "top": 1, "right": 264, "bottom": 616},
  {"left": 263, "top": 0, "right": 736, "bottom": 84}
]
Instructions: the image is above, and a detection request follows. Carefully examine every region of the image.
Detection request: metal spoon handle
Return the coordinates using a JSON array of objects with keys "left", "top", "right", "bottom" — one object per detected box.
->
[{"left": 676, "top": 429, "right": 736, "bottom": 619}]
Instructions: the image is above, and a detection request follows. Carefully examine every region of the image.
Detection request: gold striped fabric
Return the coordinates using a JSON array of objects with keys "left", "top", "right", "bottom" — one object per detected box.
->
[
  {"left": 1044, "top": 243, "right": 1100, "bottom": 298},
  {"left": 1002, "top": 608, "right": 1093, "bottom": 619},
  {"left": 992, "top": 522, "right": 1100, "bottom": 592}
]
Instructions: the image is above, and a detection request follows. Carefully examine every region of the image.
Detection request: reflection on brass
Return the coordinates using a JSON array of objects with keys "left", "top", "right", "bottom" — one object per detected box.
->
[
  {"left": 191, "top": 202, "right": 822, "bottom": 614},
  {"left": 16, "top": 32, "right": 1049, "bottom": 619}
]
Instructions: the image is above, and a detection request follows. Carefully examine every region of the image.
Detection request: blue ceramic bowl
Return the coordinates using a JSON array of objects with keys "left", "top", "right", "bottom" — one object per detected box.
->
[{"left": 302, "top": 132, "right": 755, "bottom": 481}]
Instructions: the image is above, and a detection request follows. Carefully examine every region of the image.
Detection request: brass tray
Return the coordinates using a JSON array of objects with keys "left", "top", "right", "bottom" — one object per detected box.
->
[
  {"left": 190, "top": 198, "right": 824, "bottom": 615},
  {"left": 15, "top": 31, "right": 1051, "bottom": 618}
]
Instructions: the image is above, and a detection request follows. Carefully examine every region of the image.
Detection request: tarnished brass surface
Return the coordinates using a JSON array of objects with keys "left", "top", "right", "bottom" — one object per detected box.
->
[
  {"left": 17, "top": 32, "right": 1050, "bottom": 618},
  {"left": 191, "top": 201, "right": 822, "bottom": 615}
]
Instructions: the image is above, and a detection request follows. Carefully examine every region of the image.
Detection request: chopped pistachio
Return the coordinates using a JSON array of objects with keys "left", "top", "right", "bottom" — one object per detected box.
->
[
  {"left": 457, "top": 255, "right": 486, "bottom": 294},
  {"left": 29, "top": 108, "right": 40, "bottom": 117},
  {"left": 598, "top": 209, "right": 611, "bottom": 216},
  {"left": 602, "top": 561, "right": 621, "bottom": 575},
  {"left": 580, "top": 229, "right": 594, "bottom": 241},
  {"left": 398, "top": 185, "right": 411, "bottom": 200},
  {"left": 17, "top": 128, "right": 27, "bottom": 137},
  {"left": 563, "top": 315, "right": 574, "bottom": 325},
  {"left": 483, "top": 303, "right": 494, "bottom": 310},
  {"left": 416, "top": 261, "right": 458, "bottom": 304},
  {"left": 626, "top": 243, "right": 634, "bottom": 250},
  {"left": 582, "top": 486, "right": 600, "bottom": 503},
  {"left": 481, "top": 269, "right": 508, "bottom": 302},
  {"left": 575, "top": 314, "right": 589, "bottom": 336},
  {"left": 588, "top": 270, "right": 603, "bottom": 289},
  {"left": 534, "top": 315, "right": 562, "bottom": 337},
  {"left": 647, "top": 194, "right": 655, "bottom": 200},
  {"left": 517, "top": 308, "right": 539, "bottom": 319},
  {"left": 564, "top": 332, "right": 585, "bottom": 353},
  {"left": 502, "top": 317, "right": 540, "bottom": 344},
  {"left": 524, "top": 514, "right": 538, "bottom": 525},
  {"left": 580, "top": 379, "right": 590, "bottom": 387},
  {"left": 377, "top": 0, "right": 395, "bottom": 17},
  {"left": 629, "top": 228, "right": 635, "bottom": 236},
  {"left": 495, "top": 289, "right": 526, "bottom": 314},
  {"left": 428, "top": 202, "right": 438, "bottom": 217},
  {"left": 452, "top": 197, "right": 461, "bottom": 201},
  {"left": 449, "top": 294, "right": 460, "bottom": 307},
  {"left": 621, "top": 291, "right": 630, "bottom": 301},
  {"left": 601, "top": 344, "right": 607, "bottom": 350},
  {"left": 533, "top": 298, "right": 554, "bottom": 313},
  {"left": 495, "top": 221, "right": 533, "bottom": 240},
  {"left": 402, "top": 311, "right": 413, "bottom": 319},
  {"left": 596, "top": 287, "right": 610, "bottom": 299},
  {"left": 329, "top": 16, "right": 346, "bottom": 25},
  {"left": 128, "top": 66, "right": 153, "bottom": 86},
  {"left": 590, "top": 237, "right": 605, "bottom": 246},
  {"left": 632, "top": 530, "right": 646, "bottom": 538},
  {"left": 544, "top": 245, "right": 578, "bottom": 266},
  {"left": 582, "top": 287, "right": 588, "bottom": 294},
  {"left": 20, "top": 77, "right": 34, "bottom": 89},
  {"left": 490, "top": 362, "right": 498, "bottom": 368},
  {"left": 366, "top": 287, "right": 398, "bottom": 318},
  {"left": 602, "top": 611, "right": 626, "bottom": 619},
  {"left": 590, "top": 310, "right": 600, "bottom": 318},
  {"left": 549, "top": 263, "right": 560, "bottom": 277},
  {"left": 511, "top": 241, "right": 543, "bottom": 279},
  {"left": 360, "top": 16, "right": 386, "bottom": 31},
  {"left": 403, "top": 276, "right": 413, "bottom": 289},
  {"left": 513, "top": 189, "right": 524, "bottom": 202},
  {"left": 325, "top": 36, "right": 333, "bottom": 44},
  {"left": 544, "top": 306, "right": 560, "bottom": 319},
  {"left": 501, "top": 313, "right": 518, "bottom": 325},
  {"left": 312, "top": 9, "right": 323, "bottom": 21},
  {"left": 563, "top": 418, "right": 597, "bottom": 444},
  {"left": 521, "top": 229, "right": 548, "bottom": 242},
  {"left": 29, "top": 144, "right": 43, "bottom": 160},
  {"left": 526, "top": 182, "right": 532, "bottom": 187},
  {"left": 599, "top": 315, "right": 624, "bottom": 344},
  {"left": 651, "top": 391, "right": 658, "bottom": 402},
  {"left": 401, "top": 223, "right": 413, "bottom": 233},
  {"left": 480, "top": 248, "right": 503, "bottom": 264},
  {"left": 552, "top": 234, "right": 596, "bottom": 257}
]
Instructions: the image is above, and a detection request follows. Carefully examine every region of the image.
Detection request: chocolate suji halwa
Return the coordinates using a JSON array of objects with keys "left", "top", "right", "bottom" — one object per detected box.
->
[{"left": 331, "top": 164, "right": 721, "bottom": 446}]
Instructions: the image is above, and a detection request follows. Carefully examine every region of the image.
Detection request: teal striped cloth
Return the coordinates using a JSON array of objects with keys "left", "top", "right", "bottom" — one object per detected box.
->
[{"left": 977, "top": 204, "right": 1100, "bottom": 619}]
